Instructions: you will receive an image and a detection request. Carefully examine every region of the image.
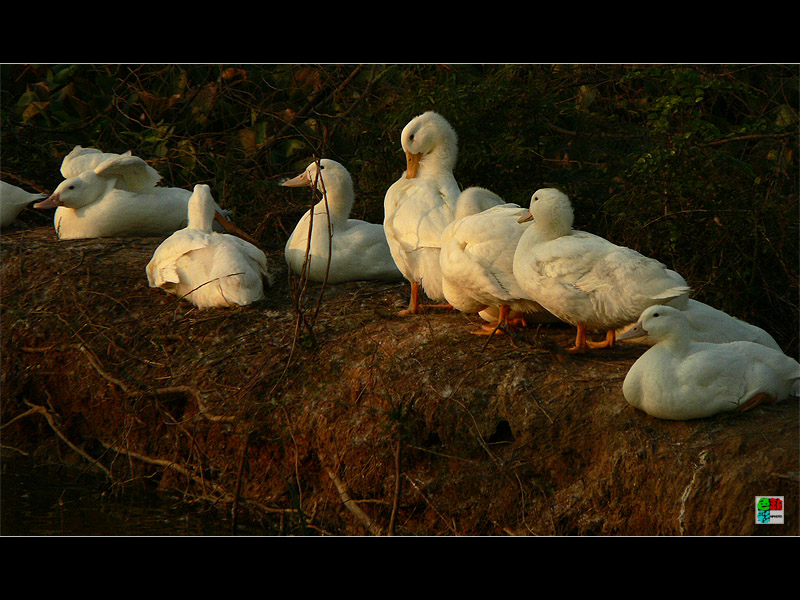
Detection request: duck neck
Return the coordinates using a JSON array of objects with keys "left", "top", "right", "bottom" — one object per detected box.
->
[
  {"left": 530, "top": 220, "right": 569, "bottom": 244},
  {"left": 187, "top": 196, "right": 216, "bottom": 233},
  {"left": 658, "top": 325, "right": 693, "bottom": 354},
  {"left": 315, "top": 177, "right": 353, "bottom": 230},
  {"left": 99, "top": 175, "right": 119, "bottom": 199},
  {"left": 418, "top": 138, "right": 457, "bottom": 177}
]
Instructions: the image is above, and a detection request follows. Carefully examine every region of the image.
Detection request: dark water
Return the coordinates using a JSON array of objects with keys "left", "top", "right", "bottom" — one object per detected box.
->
[{"left": 1, "top": 455, "right": 274, "bottom": 536}]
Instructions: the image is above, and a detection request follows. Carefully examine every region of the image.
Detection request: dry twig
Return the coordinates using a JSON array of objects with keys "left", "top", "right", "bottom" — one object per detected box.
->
[{"left": 324, "top": 462, "right": 383, "bottom": 535}]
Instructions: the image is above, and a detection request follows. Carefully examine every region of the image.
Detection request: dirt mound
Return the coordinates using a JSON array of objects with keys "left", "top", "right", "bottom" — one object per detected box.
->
[{"left": 2, "top": 224, "right": 798, "bottom": 535}]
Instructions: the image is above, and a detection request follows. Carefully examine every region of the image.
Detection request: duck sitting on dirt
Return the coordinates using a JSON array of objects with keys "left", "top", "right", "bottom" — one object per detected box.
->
[
  {"left": 282, "top": 158, "right": 402, "bottom": 283},
  {"left": 146, "top": 184, "right": 271, "bottom": 309},
  {"left": 617, "top": 305, "right": 800, "bottom": 420},
  {"left": 34, "top": 153, "right": 251, "bottom": 241}
]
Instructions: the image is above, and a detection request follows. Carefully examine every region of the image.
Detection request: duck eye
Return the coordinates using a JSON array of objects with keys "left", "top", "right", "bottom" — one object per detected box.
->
[
  {"left": 653, "top": 312, "right": 660, "bottom": 317},
  {"left": 68, "top": 185, "right": 75, "bottom": 190}
]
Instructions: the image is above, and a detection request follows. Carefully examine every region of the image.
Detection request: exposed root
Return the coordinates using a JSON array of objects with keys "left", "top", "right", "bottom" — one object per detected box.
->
[{"left": 324, "top": 460, "right": 384, "bottom": 536}]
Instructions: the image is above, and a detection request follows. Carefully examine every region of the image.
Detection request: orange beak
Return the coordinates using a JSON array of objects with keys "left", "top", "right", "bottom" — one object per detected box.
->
[
  {"left": 405, "top": 151, "right": 422, "bottom": 179},
  {"left": 214, "top": 211, "right": 260, "bottom": 246},
  {"left": 34, "top": 193, "right": 64, "bottom": 209},
  {"left": 281, "top": 171, "right": 313, "bottom": 188}
]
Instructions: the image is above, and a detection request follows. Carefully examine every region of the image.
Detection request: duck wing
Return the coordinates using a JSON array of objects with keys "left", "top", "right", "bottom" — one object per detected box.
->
[{"left": 94, "top": 154, "right": 162, "bottom": 192}]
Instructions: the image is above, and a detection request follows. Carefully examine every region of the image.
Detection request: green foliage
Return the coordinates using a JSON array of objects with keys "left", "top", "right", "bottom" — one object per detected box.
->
[{"left": 2, "top": 64, "right": 797, "bottom": 355}]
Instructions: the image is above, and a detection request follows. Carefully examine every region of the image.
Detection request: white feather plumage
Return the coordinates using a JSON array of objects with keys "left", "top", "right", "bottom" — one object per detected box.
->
[
  {"left": 439, "top": 187, "right": 557, "bottom": 331},
  {"left": 512, "top": 188, "right": 691, "bottom": 352},
  {"left": 282, "top": 159, "right": 402, "bottom": 283},
  {"left": 146, "top": 184, "right": 271, "bottom": 309},
  {"left": 618, "top": 305, "right": 799, "bottom": 419},
  {"left": 1, "top": 181, "right": 46, "bottom": 228},
  {"left": 383, "top": 111, "right": 461, "bottom": 312}
]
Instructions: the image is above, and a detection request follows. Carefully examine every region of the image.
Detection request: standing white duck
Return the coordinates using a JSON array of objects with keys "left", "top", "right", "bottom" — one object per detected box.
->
[
  {"left": 282, "top": 159, "right": 402, "bottom": 283},
  {"left": 617, "top": 305, "right": 799, "bottom": 420},
  {"left": 146, "top": 184, "right": 271, "bottom": 309},
  {"left": 439, "top": 187, "right": 557, "bottom": 334},
  {"left": 512, "top": 188, "right": 691, "bottom": 353},
  {"left": 34, "top": 154, "right": 242, "bottom": 240},
  {"left": 616, "top": 298, "right": 782, "bottom": 351},
  {"left": 1, "top": 181, "right": 47, "bottom": 229},
  {"left": 383, "top": 111, "right": 461, "bottom": 315}
]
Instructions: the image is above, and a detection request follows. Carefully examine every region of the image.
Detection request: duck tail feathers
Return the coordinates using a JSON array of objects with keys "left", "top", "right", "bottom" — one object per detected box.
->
[{"left": 651, "top": 285, "right": 692, "bottom": 301}]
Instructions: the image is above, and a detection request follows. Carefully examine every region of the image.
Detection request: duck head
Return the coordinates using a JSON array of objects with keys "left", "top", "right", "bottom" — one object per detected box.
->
[
  {"left": 34, "top": 171, "right": 107, "bottom": 211},
  {"left": 517, "top": 188, "right": 574, "bottom": 235},
  {"left": 186, "top": 184, "right": 218, "bottom": 233},
  {"left": 283, "top": 159, "right": 351, "bottom": 192},
  {"left": 400, "top": 111, "right": 458, "bottom": 179},
  {"left": 282, "top": 159, "right": 354, "bottom": 217},
  {"left": 617, "top": 305, "right": 689, "bottom": 343}
]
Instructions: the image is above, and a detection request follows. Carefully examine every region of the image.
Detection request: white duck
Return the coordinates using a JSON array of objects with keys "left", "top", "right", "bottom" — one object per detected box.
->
[
  {"left": 34, "top": 154, "right": 243, "bottom": 240},
  {"left": 383, "top": 111, "right": 461, "bottom": 315},
  {"left": 450, "top": 186, "right": 507, "bottom": 221},
  {"left": 512, "top": 188, "right": 691, "bottom": 353},
  {"left": 282, "top": 159, "right": 402, "bottom": 283},
  {"left": 1, "top": 181, "right": 47, "bottom": 229},
  {"left": 439, "top": 187, "right": 558, "bottom": 334},
  {"left": 617, "top": 298, "right": 782, "bottom": 351},
  {"left": 146, "top": 184, "right": 271, "bottom": 309},
  {"left": 60, "top": 145, "right": 159, "bottom": 186},
  {"left": 617, "top": 305, "right": 799, "bottom": 420}
]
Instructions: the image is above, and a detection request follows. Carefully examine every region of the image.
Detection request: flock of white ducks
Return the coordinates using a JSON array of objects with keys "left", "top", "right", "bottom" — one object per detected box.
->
[{"left": 2, "top": 110, "right": 797, "bottom": 420}]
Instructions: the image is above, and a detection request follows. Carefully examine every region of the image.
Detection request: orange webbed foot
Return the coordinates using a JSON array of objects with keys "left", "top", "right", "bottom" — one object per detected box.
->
[
  {"left": 585, "top": 329, "right": 616, "bottom": 350},
  {"left": 736, "top": 392, "right": 777, "bottom": 412}
]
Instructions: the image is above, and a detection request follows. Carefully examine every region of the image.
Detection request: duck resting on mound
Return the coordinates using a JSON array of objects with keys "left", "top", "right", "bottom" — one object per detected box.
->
[
  {"left": 35, "top": 153, "right": 254, "bottom": 242},
  {"left": 282, "top": 158, "right": 402, "bottom": 284},
  {"left": 617, "top": 305, "right": 799, "bottom": 420},
  {"left": 146, "top": 184, "right": 271, "bottom": 309}
]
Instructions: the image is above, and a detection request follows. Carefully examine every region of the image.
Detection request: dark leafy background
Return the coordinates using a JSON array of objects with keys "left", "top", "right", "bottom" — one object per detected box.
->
[{"left": 2, "top": 64, "right": 797, "bottom": 355}]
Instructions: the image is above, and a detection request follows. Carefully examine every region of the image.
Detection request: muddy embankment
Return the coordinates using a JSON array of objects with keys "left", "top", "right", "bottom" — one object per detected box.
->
[{"left": 1, "top": 225, "right": 797, "bottom": 535}]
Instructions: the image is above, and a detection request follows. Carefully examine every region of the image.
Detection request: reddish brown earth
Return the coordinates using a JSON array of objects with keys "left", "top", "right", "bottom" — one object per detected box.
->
[{"left": 2, "top": 225, "right": 798, "bottom": 535}]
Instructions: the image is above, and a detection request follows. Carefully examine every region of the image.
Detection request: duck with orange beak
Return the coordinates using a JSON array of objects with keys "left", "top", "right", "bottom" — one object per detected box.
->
[
  {"left": 383, "top": 111, "right": 461, "bottom": 315},
  {"left": 34, "top": 153, "right": 256, "bottom": 244}
]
